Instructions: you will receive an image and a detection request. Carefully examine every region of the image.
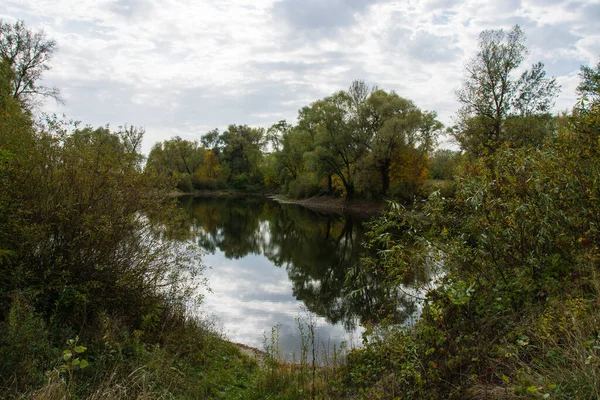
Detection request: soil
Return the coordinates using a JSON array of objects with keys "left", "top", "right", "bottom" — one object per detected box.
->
[{"left": 268, "top": 195, "right": 386, "bottom": 216}]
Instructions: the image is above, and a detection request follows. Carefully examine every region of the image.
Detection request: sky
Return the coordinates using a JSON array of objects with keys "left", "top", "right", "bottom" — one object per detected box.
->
[{"left": 1, "top": 0, "right": 598, "bottom": 153}]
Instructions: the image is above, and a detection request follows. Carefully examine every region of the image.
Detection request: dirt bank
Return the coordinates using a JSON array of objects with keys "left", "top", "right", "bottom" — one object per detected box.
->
[{"left": 269, "top": 195, "right": 386, "bottom": 216}]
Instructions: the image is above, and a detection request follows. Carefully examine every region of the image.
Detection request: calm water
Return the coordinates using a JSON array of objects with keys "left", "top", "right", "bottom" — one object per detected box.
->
[{"left": 178, "top": 196, "right": 417, "bottom": 358}]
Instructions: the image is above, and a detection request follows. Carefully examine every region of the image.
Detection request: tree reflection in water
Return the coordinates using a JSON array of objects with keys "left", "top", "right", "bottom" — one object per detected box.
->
[{"left": 179, "top": 196, "right": 424, "bottom": 331}]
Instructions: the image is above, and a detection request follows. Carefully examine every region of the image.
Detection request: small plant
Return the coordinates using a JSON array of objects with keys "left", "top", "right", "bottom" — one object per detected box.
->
[{"left": 59, "top": 337, "right": 89, "bottom": 373}]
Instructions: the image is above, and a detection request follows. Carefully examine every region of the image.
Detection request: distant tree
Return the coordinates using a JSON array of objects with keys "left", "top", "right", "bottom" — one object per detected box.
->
[
  {"left": 573, "top": 59, "right": 600, "bottom": 152},
  {"left": 0, "top": 19, "right": 62, "bottom": 108},
  {"left": 147, "top": 137, "right": 203, "bottom": 176},
  {"left": 266, "top": 120, "right": 292, "bottom": 152},
  {"left": 454, "top": 25, "right": 559, "bottom": 156},
  {"left": 577, "top": 60, "right": 600, "bottom": 106},
  {"left": 200, "top": 128, "right": 221, "bottom": 153},
  {"left": 219, "top": 124, "right": 265, "bottom": 186},
  {"left": 429, "top": 149, "right": 462, "bottom": 180},
  {"left": 366, "top": 90, "right": 441, "bottom": 195}
]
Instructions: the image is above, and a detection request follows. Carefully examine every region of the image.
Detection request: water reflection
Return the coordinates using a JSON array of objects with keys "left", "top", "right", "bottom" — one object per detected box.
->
[{"left": 178, "top": 196, "right": 418, "bottom": 356}]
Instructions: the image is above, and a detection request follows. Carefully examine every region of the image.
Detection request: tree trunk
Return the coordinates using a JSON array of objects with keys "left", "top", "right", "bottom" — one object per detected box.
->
[
  {"left": 345, "top": 183, "right": 354, "bottom": 200},
  {"left": 380, "top": 164, "right": 390, "bottom": 196}
]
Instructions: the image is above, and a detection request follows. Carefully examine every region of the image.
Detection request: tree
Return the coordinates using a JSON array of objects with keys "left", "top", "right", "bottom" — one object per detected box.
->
[
  {"left": 366, "top": 90, "right": 441, "bottom": 195},
  {"left": 573, "top": 59, "right": 600, "bottom": 152},
  {"left": 302, "top": 81, "right": 375, "bottom": 199},
  {"left": 219, "top": 124, "right": 265, "bottom": 186},
  {"left": 266, "top": 120, "right": 292, "bottom": 152},
  {"left": 147, "top": 137, "right": 204, "bottom": 176},
  {"left": 0, "top": 19, "right": 62, "bottom": 108},
  {"left": 429, "top": 149, "right": 462, "bottom": 180},
  {"left": 577, "top": 60, "right": 600, "bottom": 106},
  {"left": 454, "top": 25, "right": 559, "bottom": 156}
]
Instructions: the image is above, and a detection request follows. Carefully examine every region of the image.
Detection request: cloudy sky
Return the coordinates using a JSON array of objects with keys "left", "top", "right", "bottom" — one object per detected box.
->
[{"left": 1, "top": 0, "right": 598, "bottom": 153}]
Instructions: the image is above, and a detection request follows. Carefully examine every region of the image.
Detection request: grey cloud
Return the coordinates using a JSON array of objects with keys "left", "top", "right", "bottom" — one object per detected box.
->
[
  {"left": 528, "top": 23, "right": 582, "bottom": 51},
  {"left": 494, "top": 0, "right": 522, "bottom": 14},
  {"left": 432, "top": 11, "right": 457, "bottom": 25},
  {"left": 272, "top": 0, "right": 381, "bottom": 35},
  {"left": 43, "top": 79, "right": 138, "bottom": 126},
  {"left": 473, "top": 15, "right": 535, "bottom": 32},
  {"left": 385, "top": 26, "right": 462, "bottom": 63},
  {"left": 578, "top": 3, "right": 600, "bottom": 34},
  {"left": 424, "top": 0, "right": 462, "bottom": 12},
  {"left": 239, "top": 292, "right": 296, "bottom": 303},
  {"left": 172, "top": 84, "right": 299, "bottom": 129},
  {"left": 106, "top": 0, "right": 153, "bottom": 20},
  {"left": 543, "top": 58, "right": 584, "bottom": 77},
  {"left": 407, "top": 31, "right": 462, "bottom": 63}
]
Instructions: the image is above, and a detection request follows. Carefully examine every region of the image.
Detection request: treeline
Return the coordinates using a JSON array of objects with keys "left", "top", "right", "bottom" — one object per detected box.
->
[
  {"left": 148, "top": 82, "right": 445, "bottom": 201},
  {"left": 148, "top": 46, "right": 562, "bottom": 204}
]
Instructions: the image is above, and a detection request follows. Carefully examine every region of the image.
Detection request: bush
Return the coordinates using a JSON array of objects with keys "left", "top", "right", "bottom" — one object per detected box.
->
[
  {"left": 0, "top": 292, "right": 53, "bottom": 394},
  {"left": 175, "top": 172, "right": 194, "bottom": 192},
  {"left": 287, "top": 174, "right": 321, "bottom": 199}
]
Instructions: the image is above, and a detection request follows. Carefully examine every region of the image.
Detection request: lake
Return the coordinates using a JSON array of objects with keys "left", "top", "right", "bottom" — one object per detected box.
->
[{"left": 178, "top": 195, "right": 419, "bottom": 360}]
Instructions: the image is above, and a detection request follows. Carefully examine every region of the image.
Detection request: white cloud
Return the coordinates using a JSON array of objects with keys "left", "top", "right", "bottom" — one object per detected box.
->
[{"left": 1, "top": 0, "right": 596, "bottom": 153}]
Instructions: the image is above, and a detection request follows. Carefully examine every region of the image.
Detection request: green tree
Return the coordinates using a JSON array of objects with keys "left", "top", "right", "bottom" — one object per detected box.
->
[
  {"left": 219, "top": 124, "right": 265, "bottom": 187},
  {"left": 146, "top": 137, "right": 205, "bottom": 191},
  {"left": 429, "top": 149, "right": 462, "bottom": 180},
  {"left": 366, "top": 90, "right": 441, "bottom": 195},
  {"left": 577, "top": 60, "right": 600, "bottom": 107},
  {"left": 303, "top": 82, "right": 374, "bottom": 199},
  {"left": 0, "top": 19, "right": 62, "bottom": 108},
  {"left": 454, "top": 25, "right": 559, "bottom": 156},
  {"left": 266, "top": 119, "right": 292, "bottom": 152}
]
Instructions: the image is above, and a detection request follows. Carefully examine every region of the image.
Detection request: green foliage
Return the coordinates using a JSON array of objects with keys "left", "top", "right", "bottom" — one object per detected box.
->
[
  {"left": 345, "top": 57, "right": 600, "bottom": 398},
  {"left": 287, "top": 173, "right": 321, "bottom": 199},
  {"left": 429, "top": 149, "right": 463, "bottom": 180},
  {"left": 454, "top": 25, "right": 559, "bottom": 156},
  {"left": 0, "top": 44, "right": 209, "bottom": 397},
  {"left": 276, "top": 80, "right": 441, "bottom": 200},
  {"left": 0, "top": 19, "right": 62, "bottom": 107},
  {"left": 0, "top": 292, "right": 53, "bottom": 392},
  {"left": 148, "top": 125, "right": 266, "bottom": 192}
]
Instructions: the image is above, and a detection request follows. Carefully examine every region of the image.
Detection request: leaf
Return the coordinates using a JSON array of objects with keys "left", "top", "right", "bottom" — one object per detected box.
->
[
  {"left": 63, "top": 352, "right": 72, "bottom": 361},
  {"left": 79, "top": 359, "right": 89, "bottom": 369},
  {"left": 74, "top": 346, "right": 87, "bottom": 354},
  {"left": 502, "top": 375, "right": 510, "bottom": 384}
]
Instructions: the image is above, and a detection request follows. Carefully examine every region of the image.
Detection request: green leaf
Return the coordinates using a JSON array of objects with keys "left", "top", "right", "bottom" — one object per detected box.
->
[
  {"left": 79, "top": 359, "right": 89, "bottom": 369},
  {"left": 74, "top": 346, "right": 87, "bottom": 354}
]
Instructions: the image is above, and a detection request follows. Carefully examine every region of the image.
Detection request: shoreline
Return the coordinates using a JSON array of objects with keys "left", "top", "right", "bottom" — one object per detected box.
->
[
  {"left": 268, "top": 194, "right": 386, "bottom": 216},
  {"left": 172, "top": 190, "right": 387, "bottom": 215}
]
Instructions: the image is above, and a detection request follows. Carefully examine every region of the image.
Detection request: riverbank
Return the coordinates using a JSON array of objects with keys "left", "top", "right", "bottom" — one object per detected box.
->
[
  {"left": 269, "top": 194, "right": 386, "bottom": 215},
  {"left": 175, "top": 189, "right": 387, "bottom": 215},
  {"left": 170, "top": 189, "right": 267, "bottom": 198}
]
